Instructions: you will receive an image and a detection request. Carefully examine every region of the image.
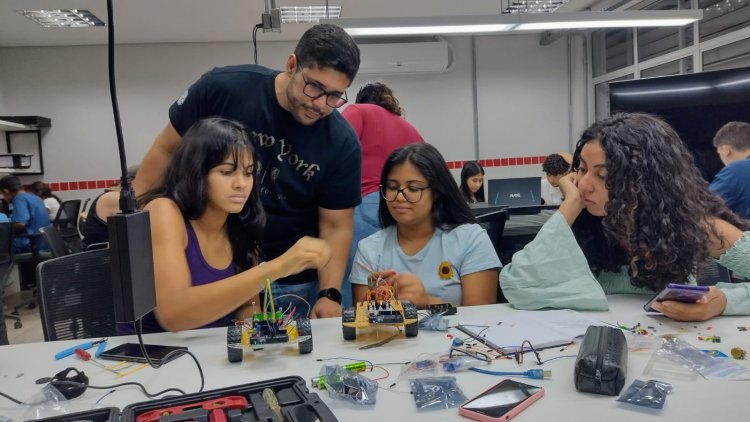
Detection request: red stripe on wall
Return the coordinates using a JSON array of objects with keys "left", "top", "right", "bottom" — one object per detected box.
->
[{"left": 43, "top": 154, "right": 549, "bottom": 192}]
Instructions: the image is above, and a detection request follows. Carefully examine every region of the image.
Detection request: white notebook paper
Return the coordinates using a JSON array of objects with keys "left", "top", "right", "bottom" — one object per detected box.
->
[{"left": 456, "top": 309, "right": 604, "bottom": 354}]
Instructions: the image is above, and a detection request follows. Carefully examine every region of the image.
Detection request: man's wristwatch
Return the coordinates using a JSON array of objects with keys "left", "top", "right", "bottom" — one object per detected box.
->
[{"left": 317, "top": 288, "right": 342, "bottom": 305}]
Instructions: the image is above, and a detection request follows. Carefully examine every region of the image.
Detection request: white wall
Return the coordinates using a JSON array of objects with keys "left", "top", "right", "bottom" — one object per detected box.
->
[{"left": 0, "top": 34, "right": 587, "bottom": 197}]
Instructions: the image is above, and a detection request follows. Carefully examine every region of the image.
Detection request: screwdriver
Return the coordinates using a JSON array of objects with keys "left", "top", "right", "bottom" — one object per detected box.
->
[{"left": 74, "top": 348, "right": 122, "bottom": 375}]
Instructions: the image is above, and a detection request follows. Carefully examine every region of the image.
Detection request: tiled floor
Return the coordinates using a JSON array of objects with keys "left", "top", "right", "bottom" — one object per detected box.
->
[{"left": 3, "top": 290, "right": 45, "bottom": 344}]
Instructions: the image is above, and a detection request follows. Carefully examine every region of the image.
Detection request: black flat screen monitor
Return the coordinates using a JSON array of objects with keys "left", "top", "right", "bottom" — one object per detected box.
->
[{"left": 609, "top": 66, "right": 750, "bottom": 182}]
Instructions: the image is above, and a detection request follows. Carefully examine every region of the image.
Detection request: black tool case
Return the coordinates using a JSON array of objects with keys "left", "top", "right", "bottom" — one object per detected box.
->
[{"left": 34, "top": 376, "right": 337, "bottom": 422}]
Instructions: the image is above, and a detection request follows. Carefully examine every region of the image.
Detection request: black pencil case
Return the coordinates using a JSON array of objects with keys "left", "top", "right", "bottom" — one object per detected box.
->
[{"left": 574, "top": 325, "right": 628, "bottom": 396}]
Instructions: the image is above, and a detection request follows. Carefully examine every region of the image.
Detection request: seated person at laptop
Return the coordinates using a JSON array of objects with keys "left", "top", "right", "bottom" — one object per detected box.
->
[
  {"left": 350, "top": 143, "right": 501, "bottom": 308},
  {"left": 501, "top": 113, "right": 750, "bottom": 322},
  {"left": 540, "top": 153, "right": 571, "bottom": 205},
  {"left": 0, "top": 175, "right": 50, "bottom": 253},
  {"left": 460, "top": 160, "right": 485, "bottom": 203},
  {"left": 118, "top": 118, "right": 331, "bottom": 334}
]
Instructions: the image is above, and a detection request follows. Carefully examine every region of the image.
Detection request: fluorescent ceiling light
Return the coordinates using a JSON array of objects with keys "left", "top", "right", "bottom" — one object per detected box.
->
[
  {"left": 280, "top": 6, "right": 341, "bottom": 24},
  {"left": 18, "top": 9, "right": 105, "bottom": 28},
  {"left": 348, "top": 24, "right": 515, "bottom": 36},
  {"left": 327, "top": 10, "right": 703, "bottom": 37}
]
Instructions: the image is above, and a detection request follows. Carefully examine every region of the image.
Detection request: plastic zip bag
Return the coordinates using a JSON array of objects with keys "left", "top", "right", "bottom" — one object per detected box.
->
[
  {"left": 409, "top": 376, "right": 467, "bottom": 411},
  {"left": 617, "top": 379, "right": 673, "bottom": 409}
]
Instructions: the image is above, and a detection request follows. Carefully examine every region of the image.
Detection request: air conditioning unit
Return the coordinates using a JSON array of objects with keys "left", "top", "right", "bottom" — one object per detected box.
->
[{"left": 357, "top": 37, "right": 455, "bottom": 75}]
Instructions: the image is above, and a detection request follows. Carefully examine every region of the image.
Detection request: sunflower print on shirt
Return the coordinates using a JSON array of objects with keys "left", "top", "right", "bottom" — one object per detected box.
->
[{"left": 438, "top": 261, "right": 454, "bottom": 280}]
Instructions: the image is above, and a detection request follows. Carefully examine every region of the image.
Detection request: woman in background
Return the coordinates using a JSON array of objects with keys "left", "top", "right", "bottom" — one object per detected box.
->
[
  {"left": 121, "top": 117, "right": 331, "bottom": 334},
  {"left": 460, "top": 161, "right": 485, "bottom": 203},
  {"left": 501, "top": 113, "right": 750, "bottom": 321},
  {"left": 28, "top": 181, "right": 61, "bottom": 221},
  {"left": 350, "top": 143, "right": 500, "bottom": 308}
]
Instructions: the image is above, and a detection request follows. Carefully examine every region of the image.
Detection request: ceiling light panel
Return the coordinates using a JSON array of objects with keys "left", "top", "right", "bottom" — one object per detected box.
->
[
  {"left": 18, "top": 9, "right": 105, "bottom": 28},
  {"left": 280, "top": 6, "right": 341, "bottom": 23}
]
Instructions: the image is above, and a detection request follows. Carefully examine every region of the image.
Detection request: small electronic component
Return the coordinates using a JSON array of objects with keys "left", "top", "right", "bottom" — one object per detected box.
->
[
  {"left": 426, "top": 303, "right": 457, "bottom": 315},
  {"left": 730, "top": 347, "right": 747, "bottom": 360}
]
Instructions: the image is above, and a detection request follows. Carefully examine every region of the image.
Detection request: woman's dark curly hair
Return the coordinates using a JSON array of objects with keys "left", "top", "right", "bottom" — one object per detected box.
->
[
  {"left": 139, "top": 117, "right": 266, "bottom": 270},
  {"left": 355, "top": 82, "right": 403, "bottom": 116},
  {"left": 571, "top": 113, "right": 748, "bottom": 290}
]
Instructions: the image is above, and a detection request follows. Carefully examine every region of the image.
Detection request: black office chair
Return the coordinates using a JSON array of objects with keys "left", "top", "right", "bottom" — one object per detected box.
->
[
  {"left": 476, "top": 208, "right": 509, "bottom": 254},
  {"left": 696, "top": 261, "right": 734, "bottom": 286},
  {"left": 37, "top": 248, "right": 116, "bottom": 341},
  {"left": 77, "top": 197, "right": 91, "bottom": 237},
  {"left": 40, "top": 225, "right": 75, "bottom": 258},
  {"left": 475, "top": 209, "right": 509, "bottom": 303},
  {"left": 0, "top": 222, "right": 20, "bottom": 341},
  {"left": 53, "top": 199, "right": 84, "bottom": 254}
]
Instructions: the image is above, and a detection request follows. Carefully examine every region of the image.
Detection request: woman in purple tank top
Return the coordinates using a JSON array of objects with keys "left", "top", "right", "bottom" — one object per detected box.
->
[{"left": 128, "top": 118, "right": 331, "bottom": 334}]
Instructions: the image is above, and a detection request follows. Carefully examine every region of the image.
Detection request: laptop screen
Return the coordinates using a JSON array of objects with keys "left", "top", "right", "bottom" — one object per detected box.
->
[{"left": 487, "top": 177, "right": 542, "bottom": 207}]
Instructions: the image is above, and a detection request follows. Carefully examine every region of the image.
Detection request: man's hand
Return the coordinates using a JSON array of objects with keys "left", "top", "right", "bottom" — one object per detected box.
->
[
  {"left": 310, "top": 297, "right": 341, "bottom": 319},
  {"left": 651, "top": 286, "right": 727, "bottom": 322}
]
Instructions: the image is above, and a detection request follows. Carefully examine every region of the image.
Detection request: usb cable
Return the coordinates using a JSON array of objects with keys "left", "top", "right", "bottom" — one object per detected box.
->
[{"left": 469, "top": 368, "right": 552, "bottom": 379}]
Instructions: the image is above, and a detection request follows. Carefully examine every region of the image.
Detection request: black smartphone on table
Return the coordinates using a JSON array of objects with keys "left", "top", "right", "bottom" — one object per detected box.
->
[{"left": 98, "top": 343, "right": 187, "bottom": 365}]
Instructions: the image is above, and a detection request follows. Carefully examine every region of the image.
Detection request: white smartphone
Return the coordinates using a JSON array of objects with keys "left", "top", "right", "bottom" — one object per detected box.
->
[{"left": 459, "top": 379, "right": 544, "bottom": 421}]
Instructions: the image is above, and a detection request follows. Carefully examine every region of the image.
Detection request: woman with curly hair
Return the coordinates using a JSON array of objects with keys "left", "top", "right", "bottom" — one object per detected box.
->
[{"left": 501, "top": 113, "right": 750, "bottom": 321}]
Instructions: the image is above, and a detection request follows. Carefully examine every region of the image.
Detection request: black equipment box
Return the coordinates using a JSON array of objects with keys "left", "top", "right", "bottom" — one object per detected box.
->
[{"left": 33, "top": 376, "right": 337, "bottom": 422}]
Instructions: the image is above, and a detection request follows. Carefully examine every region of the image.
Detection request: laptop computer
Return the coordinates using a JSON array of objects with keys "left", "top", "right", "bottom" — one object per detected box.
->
[{"left": 487, "top": 177, "right": 542, "bottom": 208}]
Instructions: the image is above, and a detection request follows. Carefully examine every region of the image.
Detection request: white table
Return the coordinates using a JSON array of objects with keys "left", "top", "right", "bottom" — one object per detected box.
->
[{"left": 1, "top": 295, "right": 750, "bottom": 421}]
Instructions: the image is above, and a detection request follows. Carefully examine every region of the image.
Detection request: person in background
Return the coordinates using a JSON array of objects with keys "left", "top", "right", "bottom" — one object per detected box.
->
[
  {"left": 121, "top": 117, "right": 331, "bottom": 334},
  {"left": 459, "top": 161, "right": 485, "bottom": 203},
  {"left": 0, "top": 175, "right": 50, "bottom": 253},
  {"left": 341, "top": 81, "right": 424, "bottom": 307},
  {"left": 80, "top": 165, "right": 139, "bottom": 248},
  {"left": 28, "top": 181, "right": 62, "bottom": 221},
  {"left": 501, "top": 113, "right": 750, "bottom": 322},
  {"left": 134, "top": 24, "right": 361, "bottom": 319},
  {"left": 710, "top": 121, "right": 750, "bottom": 219},
  {"left": 350, "top": 143, "right": 500, "bottom": 308},
  {"left": 540, "top": 152, "right": 572, "bottom": 205}
]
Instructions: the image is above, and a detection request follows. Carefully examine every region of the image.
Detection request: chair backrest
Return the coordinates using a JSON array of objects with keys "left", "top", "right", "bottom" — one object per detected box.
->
[
  {"left": 476, "top": 208, "right": 509, "bottom": 254},
  {"left": 40, "top": 225, "right": 73, "bottom": 258},
  {"left": 53, "top": 200, "right": 82, "bottom": 237},
  {"left": 696, "top": 261, "right": 733, "bottom": 286},
  {"left": 476, "top": 209, "right": 509, "bottom": 303},
  {"left": 77, "top": 197, "right": 92, "bottom": 237},
  {"left": 37, "top": 248, "right": 116, "bottom": 341}
]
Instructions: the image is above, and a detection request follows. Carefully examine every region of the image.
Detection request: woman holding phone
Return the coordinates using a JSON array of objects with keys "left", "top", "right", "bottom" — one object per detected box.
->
[{"left": 501, "top": 113, "right": 750, "bottom": 321}]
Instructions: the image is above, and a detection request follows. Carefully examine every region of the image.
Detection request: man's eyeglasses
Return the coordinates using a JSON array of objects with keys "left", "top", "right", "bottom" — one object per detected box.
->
[
  {"left": 299, "top": 70, "right": 348, "bottom": 108},
  {"left": 380, "top": 184, "right": 430, "bottom": 203}
]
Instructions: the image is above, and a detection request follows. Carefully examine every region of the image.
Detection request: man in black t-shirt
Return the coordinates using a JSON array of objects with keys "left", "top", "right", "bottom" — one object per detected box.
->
[{"left": 135, "top": 24, "right": 361, "bottom": 318}]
